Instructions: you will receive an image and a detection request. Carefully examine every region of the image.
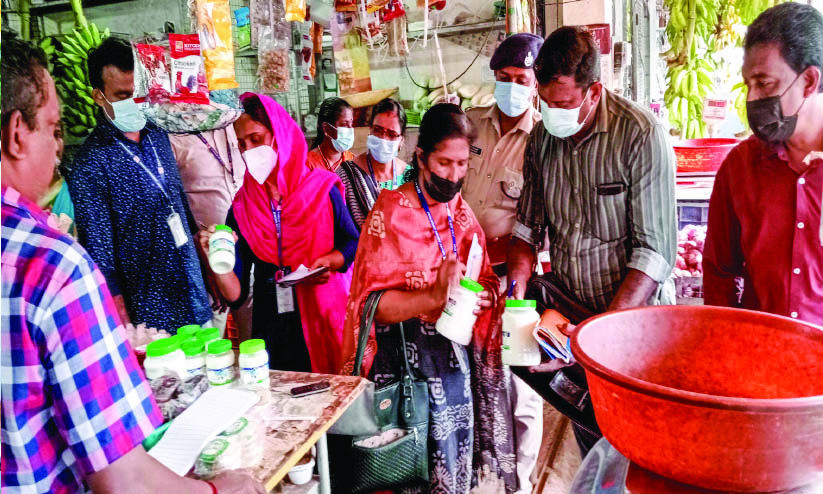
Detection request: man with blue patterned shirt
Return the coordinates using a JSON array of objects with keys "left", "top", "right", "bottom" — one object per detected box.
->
[
  {"left": 68, "top": 37, "right": 211, "bottom": 332},
  {"left": 1, "top": 35, "right": 263, "bottom": 494}
]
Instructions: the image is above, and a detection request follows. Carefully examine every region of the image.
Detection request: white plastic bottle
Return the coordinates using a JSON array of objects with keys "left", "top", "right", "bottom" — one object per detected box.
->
[
  {"left": 501, "top": 299, "right": 542, "bottom": 366},
  {"left": 206, "top": 339, "right": 236, "bottom": 386},
  {"left": 144, "top": 337, "right": 187, "bottom": 380},
  {"left": 238, "top": 339, "right": 270, "bottom": 389},
  {"left": 209, "top": 225, "right": 236, "bottom": 275},
  {"left": 435, "top": 278, "right": 484, "bottom": 345},
  {"left": 181, "top": 339, "right": 207, "bottom": 378}
]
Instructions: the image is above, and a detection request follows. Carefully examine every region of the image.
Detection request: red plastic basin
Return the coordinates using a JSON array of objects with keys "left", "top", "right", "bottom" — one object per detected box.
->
[
  {"left": 674, "top": 138, "right": 739, "bottom": 173},
  {"left": 571, "top": 306, "right": 823, "bottom": 492}
]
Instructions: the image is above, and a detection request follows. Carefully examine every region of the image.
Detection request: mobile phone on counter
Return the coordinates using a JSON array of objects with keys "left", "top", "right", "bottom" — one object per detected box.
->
[{"left": 290, "top": 380, "right": 331, "bottom": 398}]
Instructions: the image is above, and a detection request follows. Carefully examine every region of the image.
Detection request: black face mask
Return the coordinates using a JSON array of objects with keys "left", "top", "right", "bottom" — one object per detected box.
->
[
  {"left": 424, "top": 171, "right": 464, "bottom": 203},
  {"left": 746, "top": 73, "right": 806, "bottom": 143}
]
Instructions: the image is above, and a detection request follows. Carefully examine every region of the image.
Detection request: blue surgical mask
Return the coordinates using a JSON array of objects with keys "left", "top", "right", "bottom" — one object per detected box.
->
[
  {"left": 103, "top": 95, "right": 147, "bottom": 133},
  {"left": 331, "top": 125, "right": 354, "bottom": 152},
  {"left": 540, "top": 90, "right": 594, "bottom": 139},
  {"left": 494, "top": 81, "right": 534, "bottom": 117},
  {"left": 367, "top": 134, "right": 400, "bottom": 164}
]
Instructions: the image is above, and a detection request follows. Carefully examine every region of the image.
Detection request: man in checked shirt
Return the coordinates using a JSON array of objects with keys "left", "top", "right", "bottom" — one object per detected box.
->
[
  {"left": 1, "top": 35, "right": 263, "bottom": 494},
  {"left": 506, "top": 27, "right": 677, "bottom": 456}
]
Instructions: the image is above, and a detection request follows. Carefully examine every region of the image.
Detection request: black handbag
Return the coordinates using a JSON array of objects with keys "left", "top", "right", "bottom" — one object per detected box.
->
[
  {"left": 510, "top": 273, "right": 602, "bottom": 439},
  {"left": 329, "top": 291, "right": 430, "bottom": 493}
]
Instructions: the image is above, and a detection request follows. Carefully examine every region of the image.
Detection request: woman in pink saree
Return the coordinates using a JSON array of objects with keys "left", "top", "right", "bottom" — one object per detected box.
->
[{"left": 200, "top": 93, "right": 359, "bottom": 373}]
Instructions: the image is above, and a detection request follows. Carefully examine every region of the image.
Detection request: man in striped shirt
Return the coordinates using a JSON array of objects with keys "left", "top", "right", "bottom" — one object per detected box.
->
[{"left": 506, "top": 27, "right": 677, "bottom": 455}]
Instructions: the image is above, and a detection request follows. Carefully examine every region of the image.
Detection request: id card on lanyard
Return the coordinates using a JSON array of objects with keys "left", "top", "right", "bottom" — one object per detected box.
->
[
  {"left": 271, "top": 199, "right": 295, "bottom": 314},
  {"left": 117, "top": 137, "right": 188, "bottom": 248}
]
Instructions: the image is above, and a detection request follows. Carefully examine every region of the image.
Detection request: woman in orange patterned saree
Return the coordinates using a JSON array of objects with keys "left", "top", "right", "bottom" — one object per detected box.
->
[{"left": 341, "top": 104, "right": 516, "bottom": 493}]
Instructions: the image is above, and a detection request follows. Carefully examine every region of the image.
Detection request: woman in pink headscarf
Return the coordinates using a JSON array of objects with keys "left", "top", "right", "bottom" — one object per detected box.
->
[{"left": 199, "top": 93, "right": 359, "bottom": 374}]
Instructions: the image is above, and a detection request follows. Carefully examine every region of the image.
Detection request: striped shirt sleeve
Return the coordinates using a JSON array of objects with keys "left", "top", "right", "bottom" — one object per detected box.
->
[
  {"left": 625, "top": 123, "right": 677, "bottom": 283},
  {"left": 513, "top": 132, "right": 546, "bottom": 247}
]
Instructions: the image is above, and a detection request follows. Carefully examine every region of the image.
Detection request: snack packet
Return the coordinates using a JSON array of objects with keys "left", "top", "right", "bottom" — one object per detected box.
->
[
  {"left": 168, "top": 34, "right": 209, "bottom": 104},
  {"left": 194, "top": 0, "right": 239, "bottom": 90},
  {"left": 134, "top": 41, "right": 171, "bottom": 101},
  {"left": 234, "top": 7, "right": 251, "bottom": 50}
]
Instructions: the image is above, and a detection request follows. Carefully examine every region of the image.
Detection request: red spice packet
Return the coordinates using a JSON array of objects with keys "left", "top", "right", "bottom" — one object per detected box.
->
[{"left": 169, "top": 34, "right": 210, "bottom": 105}]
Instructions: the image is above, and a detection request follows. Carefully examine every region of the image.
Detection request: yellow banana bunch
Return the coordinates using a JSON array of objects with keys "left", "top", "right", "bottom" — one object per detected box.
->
[
  {"left": 665, "top": 58, "right": 716, "bottom": 139},
  {"left": 712, "top": 0, "right": 742, "bottom": 51},
  {"left": 53, "top": 22, "right": 109, "bottom": 137}
]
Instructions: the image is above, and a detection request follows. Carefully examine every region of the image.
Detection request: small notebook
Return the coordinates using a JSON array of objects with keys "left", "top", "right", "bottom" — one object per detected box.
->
[
  {"left": 277, "top": 264, "right": 330, "bottom": 287},
  {"left": 147, "top": 387, "right": 259, "bottom": 475}
]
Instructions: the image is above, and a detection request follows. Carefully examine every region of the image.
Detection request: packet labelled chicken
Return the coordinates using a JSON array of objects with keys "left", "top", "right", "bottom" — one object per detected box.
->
[{"left": 168, "top": 34, "right": 210, "bottom": 104}]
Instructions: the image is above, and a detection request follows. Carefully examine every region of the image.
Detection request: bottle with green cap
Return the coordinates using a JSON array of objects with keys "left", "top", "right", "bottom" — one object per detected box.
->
[
  {"left": 144, "top": 337, "right": 186, "bottom": 380},
  {"left": 238, "top": 339, "right": 270, "bottom": 390},
  {"left": 206, "top": 338, "right": 236, "bottom": 386},
  {"left": 197, "top": 327, "right": 221, "bottom": 350},
  {"left": 177, "top": 324, "right": 201, "bottom": 342},
  {"left": 435, "top": 278, "right": 485, "bottom": 346},
  {"left": 181, "top": 339, "right": 207, "bottom": 378},
  {"left": 208, "top": 224, "right": 236, "bottom": 275},
  {"left": 501, "top": 299, "right": 541, "bottom": 366}
]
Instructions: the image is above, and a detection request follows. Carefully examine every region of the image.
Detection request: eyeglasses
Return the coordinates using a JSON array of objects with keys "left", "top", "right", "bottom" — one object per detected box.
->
[{"left": 371, "top": 125, "right": 402, "bottom": 141}]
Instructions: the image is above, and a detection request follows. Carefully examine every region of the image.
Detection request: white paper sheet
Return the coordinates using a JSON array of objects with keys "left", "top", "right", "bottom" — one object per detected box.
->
[
  {"left": 148, "top": 387, "right": 259, "bottom": 475},
  {"left": 277, "top": 264, "right": 329, "bottom": 287}
]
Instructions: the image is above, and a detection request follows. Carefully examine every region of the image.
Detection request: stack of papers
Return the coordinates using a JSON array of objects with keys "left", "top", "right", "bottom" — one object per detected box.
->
[{"left": 148, "top": 387, "right": 259, "bottom": 475}]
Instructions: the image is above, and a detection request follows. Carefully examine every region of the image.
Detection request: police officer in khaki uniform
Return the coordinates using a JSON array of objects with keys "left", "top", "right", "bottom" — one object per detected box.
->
[{"left": 462, "top": 33, "right": 544, "bottom": 494}]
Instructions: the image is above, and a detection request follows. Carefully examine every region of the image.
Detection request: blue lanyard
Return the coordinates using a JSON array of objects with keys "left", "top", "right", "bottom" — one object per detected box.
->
[
  {"left": 270, "top": 199, "right": 284, "bottom": 267},
  {"left": 366, "top": 154, "right": 397, "bottom": 191},
  {"left": 116, "top": 136, "right": 171, "bottom": 203},
  {"left": 414, "top": 179, "right": 457, "bottom": 260},
  {"left": 196, "top": 132, "right": 234, "bottom": 176}
]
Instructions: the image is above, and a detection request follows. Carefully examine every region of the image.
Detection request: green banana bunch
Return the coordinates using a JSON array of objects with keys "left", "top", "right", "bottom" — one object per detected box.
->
[
  {"left": 664, "top": 57, "right": 716, "bottom": 139},
  {"left": 732, "top": 80, "right": 748, "bottom": 130},
  {"left": 662, "top": 0, "right": 721, "bottom": 65},
  {"left": 53, "top": 23, "right": 110, "bottom": 138},
  {"left": 737, "top": 0, "right": 786, "bottom": 25}
]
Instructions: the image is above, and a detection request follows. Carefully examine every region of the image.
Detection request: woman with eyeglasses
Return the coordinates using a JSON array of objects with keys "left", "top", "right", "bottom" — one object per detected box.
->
[
  {"left": 336, "top": 98, "right": 413, "bottom": 231},
  {"left": 306, "top": 97, "right": 354, "bottom": 172}
]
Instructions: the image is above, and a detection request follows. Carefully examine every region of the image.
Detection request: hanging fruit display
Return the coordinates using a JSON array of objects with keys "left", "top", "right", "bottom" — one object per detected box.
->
[
  {"left": 53, "top": 0, "right": 110, "bottom": 138},
  {"left": 662, "top": 0, "right": 720, "bottom": 139}
]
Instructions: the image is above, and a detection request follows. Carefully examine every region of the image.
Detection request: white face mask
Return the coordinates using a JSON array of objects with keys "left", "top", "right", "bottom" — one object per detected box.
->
[
  {"left": 242, "top": 145, "right": 278, "bottom": 184},
  {"left": 494, "top": 81, "right": 534, "bottom": 117},
  {"left": 540, "top": 89, "right": 594, "bottom": 138}
]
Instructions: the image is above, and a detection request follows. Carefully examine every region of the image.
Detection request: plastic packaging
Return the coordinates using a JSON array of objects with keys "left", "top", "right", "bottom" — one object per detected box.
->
[
  {"left": 219, "top": 416, "right": 263, "bottom": 467},
  {"left": 286, "top": 0, "right": 307, "bottom": 22},
  {"left": 435, "top": 278, "right": 483, "bottom": 345},
  {"left": 257, "top": 21, "right": 292, "bottom": 93},
  {"left": 194, "top": 438, "right": 241, "bottom": 478},
  {"left": 144, "top": 338, "right": 187, "bottom": 380},
  {"left": 501, "top": 299, "right": 541, "bottom": 366},
  {"left": 182, "top": 339, "right": 208, "bottom": 378},
  {"left": 238, "top": 339, "right": 270, "bottom": 389},
  {"left": 209, "top": 225, "right": 236, "bottom": 274},
  {"left": 133, "top": 39, "right": 172, "bottom": 101},
  {"left": 206, "top": 338, "right": 236, "bottom": 386},
  {"left": 194, "top": 0, "right": 239, "bottom": 90},
  {"left": 249, "top": 0, "right": 272, "bottom": 48},
  {"left": 168, "top": 33, "right": 209, "bottom": 104},
  {"left": 234, "top": 7, "right": 251, "bottom": 50}
]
